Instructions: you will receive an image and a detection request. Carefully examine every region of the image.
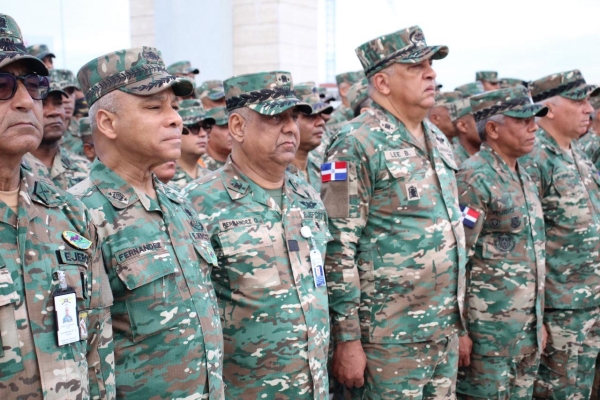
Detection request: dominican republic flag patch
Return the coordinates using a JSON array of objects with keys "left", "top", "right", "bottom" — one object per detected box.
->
[
  {"left": 321, "top": 162, "right": 348, "bottom": 183},
  {"left": 460, "top": 204, "right": 481, "bottom": 229}
]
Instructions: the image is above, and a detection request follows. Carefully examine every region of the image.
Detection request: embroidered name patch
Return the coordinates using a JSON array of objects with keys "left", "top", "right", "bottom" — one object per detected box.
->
[
  {"left": 219, "top": 217, "right": 260, "bottom": 231},
  {"left": 115, "top": 241, "right": 162, "bottom": 263},
  {"left": 385, "top": 148, "right": 416, "bottom": 160}
]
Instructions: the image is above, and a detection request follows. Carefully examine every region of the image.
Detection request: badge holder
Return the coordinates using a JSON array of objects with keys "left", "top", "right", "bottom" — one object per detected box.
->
[
  {"left": 53, "top": 270, "right": 80, "bottom": 346},
  {"left": 301, "top": 226, "right": 326, "bottom": 288}
]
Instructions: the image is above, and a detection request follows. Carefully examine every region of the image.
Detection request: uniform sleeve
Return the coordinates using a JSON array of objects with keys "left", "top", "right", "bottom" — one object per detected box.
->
[
  {"left": 321, "top": 136, "right": 373, "bottom": 343},
  {"left": 456, "top": 172, "right": 489, "bottom": 256}
]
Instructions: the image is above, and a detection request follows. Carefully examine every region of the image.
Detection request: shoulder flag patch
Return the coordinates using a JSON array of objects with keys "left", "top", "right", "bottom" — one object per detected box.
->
[
  {"left": 459, "top": 204, "right": 481, "bottom": 229},
  {"left": 321, "top": 161, "right": 348, "bottom": 183}
]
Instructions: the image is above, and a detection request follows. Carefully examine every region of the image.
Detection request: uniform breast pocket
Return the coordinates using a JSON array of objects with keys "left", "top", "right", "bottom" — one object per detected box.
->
[
  {"left": 385, "top": 159, "right": 435, "bottom": 211},
  {"left": 217, "top": 223, "right": 281, "bottom": 290},
  {"left": 0, "top": 267, "right": 23, "bottom": 377},
  {"left": 115, "top": 251, "right": 186, "bottom": 342},
  {"left": 548, "top": 174, "right": 592, "bottom": 227}
]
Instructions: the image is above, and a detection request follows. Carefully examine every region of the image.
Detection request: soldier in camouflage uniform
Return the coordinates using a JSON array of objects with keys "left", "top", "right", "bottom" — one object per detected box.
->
[
  {"left": 347, "top": 77, "right": 372, "bottom": 118},
  {"left": 326, "top": 70, "right": 364, "bottom": 136},
  {"left": 288, "top": 83, "right": 333, "bottom": 192},
  {"left": 447, "top": 82, "right": 485, "bottom": 166},
  {"left": 71, "top": 46, "right": 224, "bottom": 399},
  {"left": 323, "top": 26, "right": 466, "bottom": 399},
  {"left": 201, "top": 106, "right": 231, "bottom": 171},
  {"left": 577, "top": 95, "right": 600, "bottom": 169},
  {"left": 79, "top": 117, "right": 96, "bottom": 162},
  {"left": 520, "top": 70, "right": 600, "bottom": 400},
  {"left": 50, "top": 69, "right": 85, "bottom": 156},
  {"left": 170, "top": 99, "right": 212, "bottom": 190},
  {"left": 0, "top": 14, "right": 115, "bottom": 400},
  {"left": 184, "top": 71, "right": 332, "bottom": 399},
  {"left": 499, "top": 78, "right": 527, "bottom": 89},
  {"left": 26, "top": 43, "right": 55, "bottom": 69},
  {"left": 475, "top": 71, "right": 500, "bottom": 91},
  {"left": 455, "top": 86, "right": 549, "bottom": 399},
  {"left": 166, "top": 60, "right": 200, "bottom": 79},
  {"left": 428, "top": 91, "right": 462, "bottom": 141},
  {"left": 197, "top": 79, "right": 226, "bottom": 110},
  {"left": 24, "top": 75, "right": 90, "bottom": 190}
]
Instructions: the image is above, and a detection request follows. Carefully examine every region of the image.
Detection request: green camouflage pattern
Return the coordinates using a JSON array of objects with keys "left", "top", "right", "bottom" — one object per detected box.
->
[
  {"left": 200, "top": 153, "right": 225, "bottom": 171},
  {"left": 178, "top": 103, "right": 215, "bottom": 127},
  {"left": 24, "top": 146, "right": 90, "bottom": 191},
  {"left": 50, "top": 68, "right": 80, "bottom": 90},
  {"left": 294, "top": 84, "right": 333, "bottom": 115},
  {"left": 452, "top": 140, "right": 471, "bottom": 167},
  {"left": 521, "top": 128, "right": 600, "bottom": 309},
  {"left": 577, "top": 128, "right": 600, "bottom": 170},
  {"left": 355, "top": 26, "right": 448, "bottom": 77},
  {"left": 183, "top": 159, "right": 332, "bottom": 399},
  {"left": 455, "top": 82, "right": 485, "bottom": 98},
  {"left": 318, "top": 86, "right": 335, "bottom": 102},
  {"left": 335, "top": 70, "right": 364, "bottom": 86},
  {"left": 69, "top": 160, "right": 224, "bottom": 399},
  {"left": 26, "top": 43, "right": 55, "bottom": 60},
  {"left": 530, "top": 69, "right": 600, "bottom": 102},
  {"left": 0, "top": 160, "right": 115, "bottom": 400},
  {"left": 79, "top": 116, "right": 92, "bottom": 137},
  {"left": 325, "top": 104, "right": 354, "bottom": 138},
  {"left": 77, "top": 47, "right": 194, "bottom": 106},
  {"left": 197, "top": 80, "right": 225, "bottom": 100},
  {"left": 470, "top": 86, "right": 548, "bottom": 122},
  {"left": 322, "top": 102, "right": 466, "bottom": 346},
  {"left": 0, "top": 15, "right": 47, "bottom": 74},
  {"left": 62, "top": 118, "right": 85, "bottom": 156},
  {"left": 347, "top": 77, "right": 369, "bottom": 113},
  {"left": 500, "top": 77, "right": 527, "bottom": 88},
  {"left": 458, "top": 352, "right": 539, "bottom": 399},
  {"left": 179, "top": 98, "right": 201, "bottom": 108},
  {"left": 287, "top": 155, "right": 322, "bottom": 192},
  {"left": 223, "top": 71, "right": 312, "bottom": 115},
  {"left": 456, "top": 144, "right": 546, "bottom": 358},
  {"left": 445, "top": 98, "right": 472, "bottom": 122},
  {"left": 475, "top": 71, "right": 498, "bottom": 83},
  {"left": 206, "top": 106, "right": 228, "bottom": 126},
  {"left": 171, "top": 163, "right": 208, "bottom": 191},
  {"left": 166, "top": 60, "right": 199, "bottom": 75},
  {"left": 434, "top": 90, "right": 462, "bottom": 106}
]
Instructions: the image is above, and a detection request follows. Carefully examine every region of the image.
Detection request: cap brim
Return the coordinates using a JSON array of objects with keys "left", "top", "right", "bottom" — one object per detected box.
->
[
  {"left": 0, "top": 53, "right": 48, "bottom": 76},
  {"left": 562, "top": 84, "right": 600, "bottom": 101},
  {"left": 49, "top": 88, "right": 69, "bottom": 98},
  {"left": 504, "top": 104, "right": 548, "bottom": 119},
  {"left": 207, "top": 91, "right": 225, "bottom": 100},
  {"left": 248, "top": 98, "right": 313, "bottom": 115},
  {"left": 184, "top": 68, "right": 200, "bottom": 75},
  {"left": 40, "top": 52, "right": 56, "bottom": 60},
  {"left": 398, "top": 45, "right": 449, "bottom": 64},
  {"left": 310, "top": 102, "right": 334, "bottom": 115},
  {"left": 121, "top": 73, "right": 194, "bottom": 98}
]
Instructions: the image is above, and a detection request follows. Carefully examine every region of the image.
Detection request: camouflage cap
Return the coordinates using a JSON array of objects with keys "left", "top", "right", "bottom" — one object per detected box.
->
[
  {"left": 48, "top": 74, "right": 67, "bottom": 98},
  {"left": 529, "top": 70, "right": 600, "bottom": 103},
  {"left": 294, "top": 84, "right": 333, "bottom": 115},
  {"left": 455, "top": 82, "right": 485, "bottom": 98},
  {"left": 475, "top": 71, "right": 498, "bottom": 83},
  {"left": 26, "top": 43, "right": 55, "bottom": 61},
  {"left": 177, "top": 103, "right": 215, "bottom": 130},
  {"left": 206, "top": 106, "right": 228, "bottom": 126},
  {"left": 197, "top": 80, "right": 225, "bottom": 100},
  {"left": 335, "top": 71, "right": 364, "bottom": 86},
  {"left": 317, "top": 86, "right": 335, "bottom": 102},
  {"left": 0, "top": 15, "right": 48, "bottom": 75},
  {"left": 434, "top": 91, "right": 462, "bottom": 106},
  {"left": 444, "top": 99, "right": 472, "bottom": 122},
  {"left": 179, "top": 99, "right": 202, "bottom": 108},
  {"left": 347, "top": 77, "right": 369, "bottom": 111},
  {"left": 470, "top": 85, "right": 548, "bottom": 123},
  {"left": 590, "top": 95, "right": 600, "bottom": 110},
  {"left": 224, "top": 71, "right": 312, "bottom": 115},
  {"left": 499, "top": 78, "right": 527, "bottom": 89},
  {"left": 166, "top": 60, "right": 199, "bottom": 75},
  {"left": 77, "top": 46, "right": 194, "bottom": 106},
  {"left": 50, "top": 69, "right": 80, "bottom": 91},
  {"left": 355, "top": 26, "right": 448, "bottom": 78},
  {"left": 79, "top": 117, "right": 92, "bottom": 137}
]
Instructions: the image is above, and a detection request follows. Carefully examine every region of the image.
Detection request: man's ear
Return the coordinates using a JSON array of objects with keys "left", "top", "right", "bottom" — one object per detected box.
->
[
  {"left": 338, "top": 82, "right": 350, "bottom": 98},
  {"left": 486, "top": 120, "right": 499, "bottom": 140},
  {"left": 228, "top": 112, "right": 245, "bottom": 144},
  {"left": 95, "top": 109, "right": 118, "bottom": 140},
  {"left": 542, "top": 100, "right": 555, "bottom": 120},
  {"left": 456, "top": 119, "right": 468, "bottom": 134},
  {"left": 371, "top": 70, "right": 392, "bottom": 96}
]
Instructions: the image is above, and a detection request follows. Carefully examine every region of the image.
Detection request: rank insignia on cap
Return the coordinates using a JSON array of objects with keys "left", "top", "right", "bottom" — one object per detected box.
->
[
  {"left": 459, "top": 204, "right": 481, "bottom": 229},
  {"left": 321, "top": 162, "right": 348, "bottom": 182},
  {"left": 62, "top": 231, "right": 92, "bottom": 250}
]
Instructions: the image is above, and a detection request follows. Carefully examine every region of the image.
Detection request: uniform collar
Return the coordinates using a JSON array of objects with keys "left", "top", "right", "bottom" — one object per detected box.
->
[
  {"left": 478, "top": 143, "right": 525, "bottom": 183},
  {"left": 536, "top": 128, "right": 575, "bottom": 163}
]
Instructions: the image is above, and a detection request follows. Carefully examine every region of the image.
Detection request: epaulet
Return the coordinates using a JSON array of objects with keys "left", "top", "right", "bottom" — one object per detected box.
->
[{"left": 32, "top": 179, "right": 65, "bottom": 207}]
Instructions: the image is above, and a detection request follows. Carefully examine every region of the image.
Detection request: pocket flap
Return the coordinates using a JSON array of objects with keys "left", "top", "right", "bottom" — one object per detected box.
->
[
  {"left": 0, "top": 269, "right": 19, "bottom": 306},
  {"left": 218, "top": 223, "right": 273, "bottom": 256},
  {"left": 115, "top": 250, "right": 174, "bottom": 290}
]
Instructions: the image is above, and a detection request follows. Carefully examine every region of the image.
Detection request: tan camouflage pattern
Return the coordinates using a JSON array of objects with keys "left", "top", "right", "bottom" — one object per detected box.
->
[
  {"left": 335, "top": 70, "right": 364, "bottom": 86},
  {"left": 475, "top": 71, "right": 498, "bottom": 83},
  {"left": 287, "top": 155, "right": 322, "bottom": 192},
  {"left": 500, "top": 77, "right": 527, "bottom": 88},
  {"left": 50, "top": 68, "right": 80, "bottom": 90},
  {"left": 197, "top": 80, "right": 225, "bottom": 100},
  {"left": 455, "top": 82, "right": 485, "bottom": 98},
  {"left": 355, "top": 26, "right": 448, "bottom": 77},
  {"left": 200, "top": 153, "right": 225, "bottom": 172},
  {"left": 0, "top": 160, "right": 114, "bottom": 400},
  {"left": 24, "top": 146, "right": 90, "bottom": 191},
  {"left": 69, "top": 160, "right": 224, "bottom": 399},
  {"left": 347, "top": 77, "right": 369, "bottom": 113},
  {"left": 166, "top": 60, "right": 199, "bottom": 75},
  {"left": 171, "top": 163, "right": 209, "bottom": 191},
  {"left": 530, "top": 69, "right": 600, "bottom": 103},
  {"left": 470, "top": 86, "right": 548, "bottom": 122},
  {"left": 184, "top": 159, "right": 332, "bottom": 399},
  {"left": 0, "top": 14, "right": 48, "bottom": 74},
  {"left": 206, "top": 106, "right": 228, "bottom": 126}
]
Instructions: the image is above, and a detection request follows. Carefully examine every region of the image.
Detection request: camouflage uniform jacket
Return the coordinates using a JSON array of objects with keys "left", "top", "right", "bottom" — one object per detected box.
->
[
  {"left": 170, "top": 163, "right": 209, "bottom": 191},
  {"left": 322, "top": 103, "right": 466, "bottom": 345},
  {"left": 62, "top": 118, "right": 85, "bottom": 157},
  {"left": 0, "top": 160, "right": 115, "bottom": 400},
  {"left": 456, "top": 143, "right": 546, "bottom": 357},
  {"left": 69, "top": 160, "right": 224, "bottom": 399},
  {"left": 24, "top": 146, "right": 90, "bottom": 191},
  {"left": 453, "top": 140, "right": 471, "bottom": 168},
  {"left": 522, "top": 128, "right": 600, "bottom": 309},
  {"left": 577, "top": 128, "right": 600, "bottom": 170},
  {"left": 201, "top": 153, "right": 226, "bottom": 171},
  {"left": 287, "top": 156, "right": 322, "bottom": 192},
  {"left": 326, "top": 103, "right": 353, "bottom": 132},
  {"left": 184, "top": 159, "right": 332, "bottom": 399}
]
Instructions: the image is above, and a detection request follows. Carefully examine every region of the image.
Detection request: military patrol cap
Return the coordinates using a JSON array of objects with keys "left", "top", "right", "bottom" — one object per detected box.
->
[
  {"left": 48, "top": 73, "right": 68, "bottom": 98},
  {"left": 77, "top": 46, "right": 194, "bottom": 106},
  {"left": 206, "top": 106, "right": 228, "bottom": 126},
  {"left": 177, "top": 103, "right": 215, "bottom": 132},
  {"left": 167, "top": 60, "right": 199, "bottom": 75},
  {"left": 455, "top": 82, "right": 485, "bottom": 98},
  {"left": 26, "top": 43, "right": 55, "bottom": 61},
  {"left": 335, "top": 71, "right": 364, "bottom": 86},
  {"left": 0, "top": 15, "right": 48, "bottom": 75},
  {"left": 179, "top": 99, "right": 202, "bottom": 108},
  {"left": 224, "top": 71, "right": 312, "bottom": 115},
  {"left": 476, "top": 71, "right": 498, "bottom": 83},
  {"left": 79, "top": 117, "right": 92, "bottom": 137},
  {"left": 470, "top": 85, "right": 548, "bottom": 123},
  {"left": 356, "top": 26, "right": 448, "bottom": 78},
  {"left": 589, "top": 95, "right": 600, "bottom": 110},
  {"left": 50, "top": 69, "right": 79, "bottom": 91},
  {"left": 444, "top": 99, "right": 472, "bottom": 122},
  {"left": 499, "top": 78, "right": 527, "bottom": 89},
  {"left": 434, "top": 91, "right": 462, "bottom": 106},
  {"left": 529, "top": 70, "right": 600, "bottom": 103},
  {"left": 347, "top": 77, "right": 369, "bottom": 112},
  {"left": 197, "top": 80, "right": 225, "bottom": 100},
  {"left": 294, "top": 83, "right": 333, "bottom": 115},
  {"left": 317, "top": 86, "right": 335, "bottom": 102}
]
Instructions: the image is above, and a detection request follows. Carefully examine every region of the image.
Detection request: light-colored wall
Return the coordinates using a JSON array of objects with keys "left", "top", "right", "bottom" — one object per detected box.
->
[{"left": 130, "top": 0, "right": 155, "bottom": 47}]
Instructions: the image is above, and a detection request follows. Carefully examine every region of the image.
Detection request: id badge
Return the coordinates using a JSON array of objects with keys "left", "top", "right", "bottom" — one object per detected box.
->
[
  {"left": 310, "top": 249, "right": 326, "bottom": 288},
  {"left": 54, "top": 289, "right": 80, "bottom": 346}
]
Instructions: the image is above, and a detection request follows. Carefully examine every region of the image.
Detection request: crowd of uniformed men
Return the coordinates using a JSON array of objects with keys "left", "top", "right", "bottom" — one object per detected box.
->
[{"left": 1, "top": 11, "right": 600, "bottom": 400}]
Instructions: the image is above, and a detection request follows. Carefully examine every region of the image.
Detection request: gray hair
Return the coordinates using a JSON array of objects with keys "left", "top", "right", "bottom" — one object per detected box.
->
[
  {"left": 476, "top": 114, "right": 505, "bottom": 142},
  {"left": 89, "top": 91, "right": 120, "bottom": 132}
]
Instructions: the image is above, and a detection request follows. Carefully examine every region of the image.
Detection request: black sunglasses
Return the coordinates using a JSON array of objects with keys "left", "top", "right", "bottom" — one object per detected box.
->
[
  {"left": 0, "top": 73, "right": 50, "bottom": 100},
  {"left": 184, "top": 122, "right": 213, "bottom": 135}
]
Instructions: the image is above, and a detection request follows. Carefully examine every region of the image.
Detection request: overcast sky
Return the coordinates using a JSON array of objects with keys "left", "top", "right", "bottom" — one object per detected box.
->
[{"left": 4, "top": 0, "right": 599, "bottom": 90}]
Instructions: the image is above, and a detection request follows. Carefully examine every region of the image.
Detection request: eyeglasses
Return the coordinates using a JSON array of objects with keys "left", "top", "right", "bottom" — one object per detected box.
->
[
  {"left": 184, "top": 122, "right": 213, "bottom": 135},
  {"left": 0, "top": 73, "right": 50, "bottom": 100}
]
